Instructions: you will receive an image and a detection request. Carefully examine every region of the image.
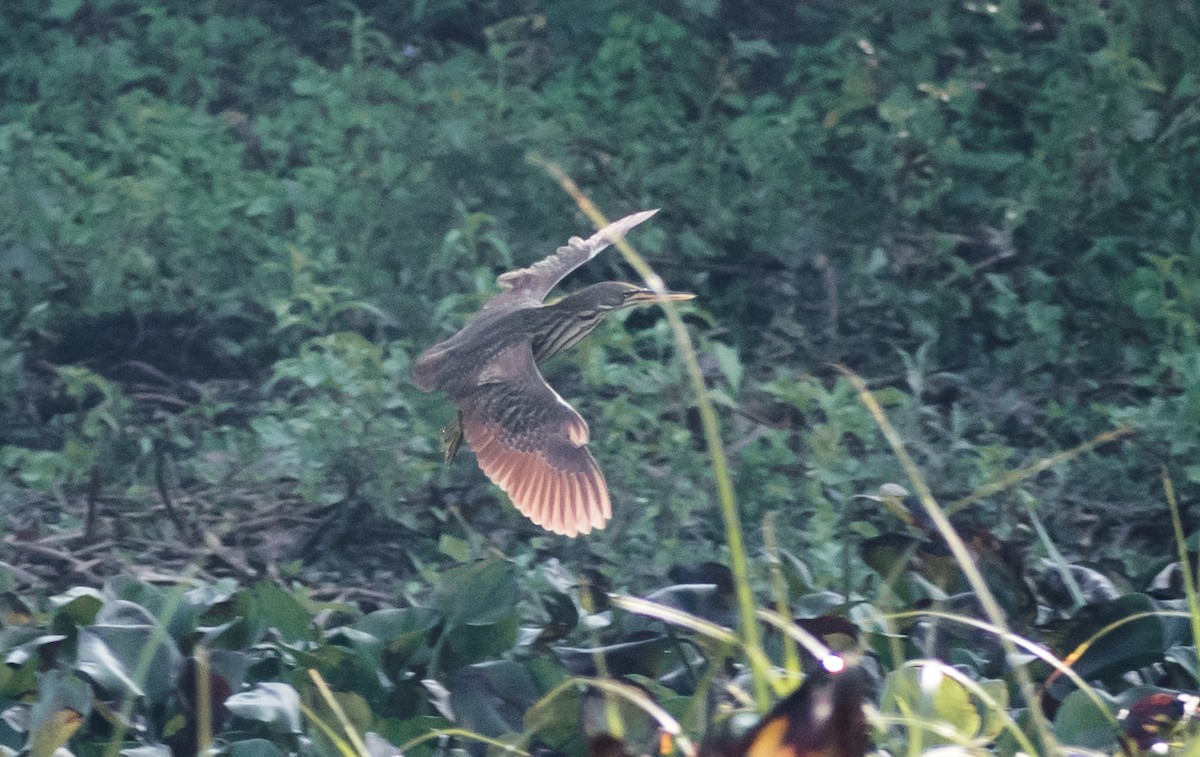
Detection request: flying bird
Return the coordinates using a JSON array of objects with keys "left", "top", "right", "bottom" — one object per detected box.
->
[{"left": 412, "top": 210, "right": 693, "bottom": 537}]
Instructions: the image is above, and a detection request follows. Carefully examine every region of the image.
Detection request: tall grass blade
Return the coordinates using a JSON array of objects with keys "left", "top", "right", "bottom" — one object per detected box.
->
[
  {"left": 946, "top": 427, "right": 1132, "bottom": 516},
  {"left": 308, "top": 669, "right": 370, "bottom": 757},
  {"left": 1163, "top": 468, "right": 1200, "bottom": 679},
  {"left": 838, "top": 366, "right": 1059, "bottom": 751},
  {"left": 529, "top": 153, "right": 770, "bottom": 710}
]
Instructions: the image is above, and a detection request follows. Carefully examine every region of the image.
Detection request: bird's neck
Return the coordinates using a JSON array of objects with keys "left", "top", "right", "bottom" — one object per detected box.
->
[{"left": 530, "top": 297, "right": 611, "bottom": 363}]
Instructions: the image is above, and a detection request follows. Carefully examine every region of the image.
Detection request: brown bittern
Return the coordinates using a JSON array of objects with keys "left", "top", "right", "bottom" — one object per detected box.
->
[{"left": 413, "top": 210, "right": 693, "bottom": 537}]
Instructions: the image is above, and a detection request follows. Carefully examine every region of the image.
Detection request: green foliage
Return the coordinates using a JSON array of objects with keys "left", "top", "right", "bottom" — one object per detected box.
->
[
  {"left": 253, "top": 331, "right": 436, "bottom": 516},
  {"left": 3, "top": 0, "right": 1198, "bottom": 553},
  {"left": 3, "top": 0, "right": 1200, "bottom": 752},
  {"left": 0, "top": 532, "right": 1197, "bottom": 755}
]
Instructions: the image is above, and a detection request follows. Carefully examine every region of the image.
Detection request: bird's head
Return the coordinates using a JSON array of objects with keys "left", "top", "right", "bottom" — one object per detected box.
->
[
  {"left": 533, "top": 282, "right": 696, "bottom": 364},
  {"left": 567, "top": 281, "right": 696, "bottom": 313}
]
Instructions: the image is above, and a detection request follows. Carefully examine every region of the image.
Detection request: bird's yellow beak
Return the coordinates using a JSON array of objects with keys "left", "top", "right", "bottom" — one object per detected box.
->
[{"left": 626, "top": 289, "right": 696, "bottom": 305}]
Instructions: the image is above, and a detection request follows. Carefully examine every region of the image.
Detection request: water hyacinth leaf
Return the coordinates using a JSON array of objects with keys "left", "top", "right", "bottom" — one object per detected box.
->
[
  {"left": 76, "top": 631, "right": 145, "bottom": 700},
  {"left": 185, "top": 581, "right": 239, "bottom": 608},
  {"left": 523, "top": 657, "right": 571, "bottom": 696},
  {"left": 860, "top": 533, "right": 921, "bottom": 581},
  {"left": 222, "top": 587, "right": 285, "bottom": 648},
  {"left": 88, "top": 598, "right": 188, "bottom": 699},
  {"left": 29, "top": 672, "right": 92, "bottom": 722},
  {"left": 201, "top": 648, "right": 253, "bottom": 696},
  {"left": 48, "top": 587, "right": 103, "bottom": 627},
  {"left": 225, "top": 682, "right": 303, "bottom": 734},
  {"left": 0, "top": 704, "right": 26, "bottom": 747},
  {"left": 362, "top": 731, "right": 404, "bottom": 757},
  {"left": 289, "top": 642, "right": 355, "bottom": 676},
  {"left": 374, "top": 715, "right": 453, "bottom": 753},
  {"left": 880, "top": 665, "right": 981, "bottom": 744},
  {"left": 778, "top": 549, "right": 817, "bottom": 595},
  {"left": 353, "top": 607, "right": 440, "bottom": 665},
  {"left": 47, "top": 0, "right": 83, "bottom": 20},
  {"left": 354, "top": 608, "right": 440, "bottom": 644},
  {"left": 76, "top": 613, "right": 184, "bottom": 705},
  {"left": 249, "top": 583, "right": 315, "bottom": 644},
  {"left": 433, "top": 559, "right": 518, "bottom": 628},
  {"left": 26, "top": 707, "right": 82, "bottom": 757},
  {"left": 197, "top": 618, "right": 241, "bottom": 646},
  {"left": 325, "top": 626, "right": 384, "bottom": 673},
  {"left": 4, "top": 633, "right": 66, "bottom": 671},
  {"left": 638, "top": 582, "right": 736, "bottom": 628},
  {"left": 553, "top": 636, "right": 680, "bottom": 678},
  {"left": 710, "top": 341, "right": 743, "bottom": 391},
  {"left": 101, "top": 581, "right": 201, "bottom": 642},
  {"left": 1052, "top": 688, "right": 1119, "bottom": 751},
  {"left": 94, "top": 599, "right": 159, "bottom": 627},
  {"left": 0, "top": 654, "right": 37, "bottom": 700},
  {"left": 792, "top": 590, "right": 850, "bottom": 619},
  {"left": 525, "top": 590, "right": 578, "bottom": 643},
  {"left": 226, "top": 738, "right": 286, "bottom": 757},
  {"left": 440, "top": 611, "right": 520, "bottom": 671},
  {"left": 448, "top": 660, "right": 539, "bottom": 737},
  {"left": 525, "top": 683, "right": 582, "bottom": 749},
  {"left": 1057, "top": 594, "right": 1166, "bottom": 683},
  {"left": 307, "top": 688, "right": 374, "bottom": 750},
  {"left": 120, "top": 745, "right": 172, "bottom": 757},
  {"left": 437, "top": 534, "right": 471, "bottom": 563},
  {"left": 1164, "top": 646, "right": 1199, "bottom": 684},
  {"left": 1157, "top": 598, "right": 1197, "bottom": 649},
  {"left": 976, "top": 678, "right": 1010, "bottom": 741},
  {"left": 26, "top": 671, "right": 91, "bottom": 757}
]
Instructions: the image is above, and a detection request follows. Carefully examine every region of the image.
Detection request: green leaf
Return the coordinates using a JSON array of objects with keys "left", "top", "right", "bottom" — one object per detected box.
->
[
  {"left": 433, "top": 560, "right": 518, "bottom": 628},
  {"left": 448, "top": 661, "right": 539, "bottom": 737},
  {"left": 49, "top": 587, "right": 103, "bottom": 626},
  {"left": 26, "top": 708, "right": 82, "bottom": 757},
  {"left": 248, "top": 583, "right": 314, "bottom": 644},
  {"left": 26, "top": 671, "right": 91, "bottom": 757},
  {"left": 76, "top": 607, "right": 182, "bottom": 706},
  {"left": 438, "top": 534, "right": 472, "bottom": 563},
  {"left": 880, "top": 665, "right": 981, "bottom": 744},
  {"left": 354, "top": 607, "right": 440, "bottom": 665},
  {"left": 441, "top": 612, "right": 520, "bottom": 671},
  {"left": 1057, "top": 594, "right": 1166, "bottom": 682},
  {"left": 225, "top": 682, "right": 302, "bottom": 734},
  {"left": 1052, "top": 688, "right": 1118, "bottom": 750},
  {"left": 226, "top": 738, "right": 286, "bottom": 757},
  {"left": 120, "top": 746, "right": 172, "bottom": 757},
  {"left": 976, "top": 678, "right": 1010, "bottom": 741}
]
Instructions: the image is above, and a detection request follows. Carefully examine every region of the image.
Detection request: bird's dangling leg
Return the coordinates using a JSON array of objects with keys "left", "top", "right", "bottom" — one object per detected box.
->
[{"left": 442, "top": 410, "right": 465, "bottom": 464}]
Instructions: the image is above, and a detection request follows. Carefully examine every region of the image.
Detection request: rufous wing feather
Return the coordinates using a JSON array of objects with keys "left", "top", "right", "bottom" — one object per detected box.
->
[
  {"left": 462, "top": 413, "right": 611, "bottom": 537},
  {"left": 456, "top": 354, "right": 613, "bottom": 537}
]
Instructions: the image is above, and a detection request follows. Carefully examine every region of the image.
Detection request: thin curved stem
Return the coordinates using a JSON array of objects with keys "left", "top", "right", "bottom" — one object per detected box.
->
[{"left": 529, "top": 153, "right": 771, "bottom": 710}]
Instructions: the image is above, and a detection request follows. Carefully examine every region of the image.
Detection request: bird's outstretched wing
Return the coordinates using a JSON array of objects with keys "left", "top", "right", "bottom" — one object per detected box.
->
[
  {"left": 456, "top": 344, "right": 611, "bottom": 536},
  {"left": 488, "top": 209, "right": 658, "bottom": 308}
]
